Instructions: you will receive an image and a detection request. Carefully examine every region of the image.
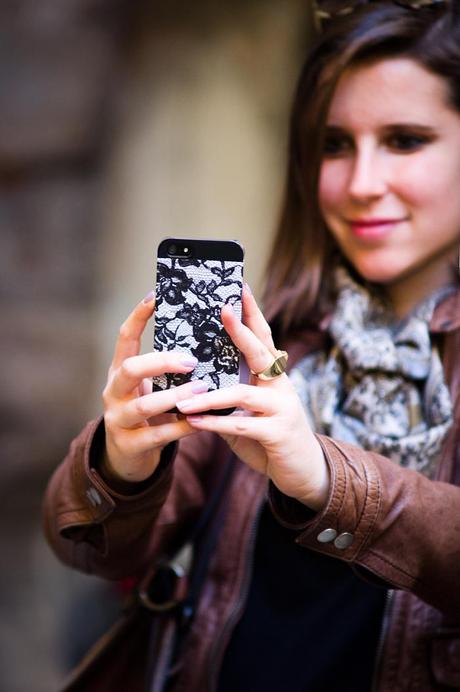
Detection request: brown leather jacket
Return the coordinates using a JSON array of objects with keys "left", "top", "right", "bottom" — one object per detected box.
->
[{"left": 43, "top": 288, "right": 460, "bottom": 691}]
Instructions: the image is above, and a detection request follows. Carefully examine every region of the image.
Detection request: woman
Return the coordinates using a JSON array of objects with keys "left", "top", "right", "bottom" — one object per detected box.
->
[{"left": 44, "top": 1, "right": 460, "bottom": 690}]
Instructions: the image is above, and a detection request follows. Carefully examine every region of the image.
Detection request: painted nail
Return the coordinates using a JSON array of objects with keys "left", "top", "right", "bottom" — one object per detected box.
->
[
  {"left": 143, "top": 290, "right": 155, "bottom": 304},
  {"left": 181, "top": 356, "right": 198, "bottom": 368},
  {"left": 191, "top": 381, "right": 209, "bottom": 394}
]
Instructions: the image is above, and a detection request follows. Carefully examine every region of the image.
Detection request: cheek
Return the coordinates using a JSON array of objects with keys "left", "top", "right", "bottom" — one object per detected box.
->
[
  {"left": 318, "top": 162, "right": 346, "bottom": 214},
  {"left": 394, "top": 151, "right": 460, "bottom": 218},
  {"left": 392, "top": 162, "right": 435, "bottom": 209},
  {"left": 399, "top": 176, "right": 460, "bottom": 234}
]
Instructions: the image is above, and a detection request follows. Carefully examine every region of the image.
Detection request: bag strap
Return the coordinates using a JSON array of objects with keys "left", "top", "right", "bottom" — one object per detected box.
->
[
  {"left": 180, "top": 450, "right": 236, "bottom": 624},
  {"left": 143, "top": 447, "right": 237, "bottom": 692}
]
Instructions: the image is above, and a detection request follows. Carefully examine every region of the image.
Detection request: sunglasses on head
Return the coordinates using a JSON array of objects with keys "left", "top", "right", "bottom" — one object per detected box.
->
[{"left": 314, "top": 0, "right": 447, "bottom": 25}]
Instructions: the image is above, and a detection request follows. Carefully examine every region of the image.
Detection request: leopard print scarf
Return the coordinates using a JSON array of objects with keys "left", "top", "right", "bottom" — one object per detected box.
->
[{"left": 290, "top": 268, "right": 454, "bottom": 477}]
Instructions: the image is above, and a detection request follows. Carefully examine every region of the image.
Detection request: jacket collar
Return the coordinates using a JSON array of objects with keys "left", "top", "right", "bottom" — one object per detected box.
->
[
  {"left": 430, "top": 285, "right": 460, "bottom": 333},
  {"left": 284, "top": 284, "right": 460, "bottom": 360}
]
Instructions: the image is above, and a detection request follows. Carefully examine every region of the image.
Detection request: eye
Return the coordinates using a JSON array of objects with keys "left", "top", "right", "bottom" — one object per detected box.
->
[
  {"left": 386, "top": 132, "right": 432, "bottom": 153},
  {"left": 322, "top": 131, "right": 353, "bottom": 157}
]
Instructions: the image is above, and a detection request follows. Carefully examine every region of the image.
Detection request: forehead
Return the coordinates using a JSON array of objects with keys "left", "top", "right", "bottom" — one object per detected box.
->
[{"left": 326, "top": 58, "right": 454, "bottom": 126}]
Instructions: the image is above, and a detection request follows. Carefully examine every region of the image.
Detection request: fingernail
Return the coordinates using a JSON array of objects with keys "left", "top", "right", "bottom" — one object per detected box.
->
[
  {"left": 191, "top": 381, "right": 209, "bottom": 394},
  {"left": 181, "top": 356, "right": 198, "bottom": 369},
  {"left": 187, "top": 416, "right": 204, "bottom": 422},
  {"left": 143, "top": 290, "right": 155, "bottom": 304},
  {"left": 244, "top": 282, "right": 252, "bottom": 295}
]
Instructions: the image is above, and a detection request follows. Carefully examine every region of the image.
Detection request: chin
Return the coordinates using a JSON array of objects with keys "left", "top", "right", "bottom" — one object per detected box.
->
[{"left": 348, "top": 257, "right": 405, "bottom": 286}]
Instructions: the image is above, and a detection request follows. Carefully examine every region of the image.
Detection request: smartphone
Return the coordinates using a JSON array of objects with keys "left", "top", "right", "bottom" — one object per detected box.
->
[{"left": 152, "top": 238, "right": 244, "bottom": 413}]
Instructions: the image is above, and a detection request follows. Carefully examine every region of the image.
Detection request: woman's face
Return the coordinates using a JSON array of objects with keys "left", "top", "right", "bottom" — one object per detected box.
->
[{"left": 318, "top": 58, "right": 460, "bottom": 315}]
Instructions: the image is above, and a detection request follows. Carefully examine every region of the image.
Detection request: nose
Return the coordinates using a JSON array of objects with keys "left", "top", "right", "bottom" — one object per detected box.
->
[{"left": 348, "top": 143, "right": 387, "bottom": 201}]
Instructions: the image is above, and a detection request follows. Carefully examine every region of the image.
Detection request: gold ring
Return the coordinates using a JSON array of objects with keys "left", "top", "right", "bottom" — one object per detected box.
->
[{"left": 251, "top": 350, "right": 289, "bottom": 381}]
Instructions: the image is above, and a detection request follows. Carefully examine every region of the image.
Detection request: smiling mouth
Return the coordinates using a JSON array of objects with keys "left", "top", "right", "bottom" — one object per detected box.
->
[{"left": 348, "top": 218, "right": 407, "bottom": 239}]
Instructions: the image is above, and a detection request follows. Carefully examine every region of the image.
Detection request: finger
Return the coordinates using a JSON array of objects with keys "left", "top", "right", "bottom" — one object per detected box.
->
[
  {"left": 221, "top": 303, "right": 280, "bottom": 377},
  {"left": 111, "top": 293, "right": 155, "bottom": 371},
  {"left": 184, "top": 412, "right": 273, "bottom": 444},
  {"left": 118, "top": 417, "right": 196, "bottom": 456},
  {"left": 110, "top": 351, "right": 198, "bottom": 399},
  {"left": 176, "top": 384, "right": 279, "bottom": 416},
  {"left": 242, "top": 284, "right": 276, "bottom": 353},
  {"left": 113, "top": 379, "right": 209, "bottom": 428}
]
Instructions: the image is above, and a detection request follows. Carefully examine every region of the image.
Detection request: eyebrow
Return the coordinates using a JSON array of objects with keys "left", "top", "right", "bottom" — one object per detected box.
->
[
  {"left": 382, "top": 123, "right": 437, "bottom": 134},
  {"left": 325, "top": 123, "right": 438, "bottom": 134}
]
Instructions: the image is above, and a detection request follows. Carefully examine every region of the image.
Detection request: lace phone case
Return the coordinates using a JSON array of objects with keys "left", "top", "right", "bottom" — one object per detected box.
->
[{"left": 152, "top": 238, "right": 244, "bottom": 406}]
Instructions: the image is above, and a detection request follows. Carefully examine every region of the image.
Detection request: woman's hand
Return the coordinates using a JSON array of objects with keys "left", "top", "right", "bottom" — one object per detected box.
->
[
  {"left": 176, "top": 286, "right": 330, "bottom": 512},
  {"left": 101, "top": 292, "right": 207, "bottom": 485}
]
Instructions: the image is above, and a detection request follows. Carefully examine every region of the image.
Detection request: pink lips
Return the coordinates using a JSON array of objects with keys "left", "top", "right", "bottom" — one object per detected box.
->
[{"left": 348, "top": 218, "right": 406, "bottom": 240}]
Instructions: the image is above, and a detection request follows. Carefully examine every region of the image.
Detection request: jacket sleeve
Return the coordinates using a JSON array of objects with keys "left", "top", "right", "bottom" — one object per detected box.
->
[
  {"left": 269, "top": 434, "right": 460, "bottom": 616},
  {"left": 42, "top": 417, "right": 218, "bottom": 580}
]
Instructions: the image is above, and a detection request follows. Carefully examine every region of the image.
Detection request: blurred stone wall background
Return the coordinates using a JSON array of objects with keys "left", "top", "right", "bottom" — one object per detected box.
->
[{"left": 0, "top": 1, "right": 312, "bottom": 690}]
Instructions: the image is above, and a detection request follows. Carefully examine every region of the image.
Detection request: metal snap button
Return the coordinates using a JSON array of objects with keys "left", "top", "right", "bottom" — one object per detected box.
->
[
  {"left": 334, "top": 532, "right": 354, "bottom": 550},
  {"left": 86, "top": 487, "right": 102, "bottom": 507},
  {"left": 317, "top": 528, "right": 338, "bottom": 543}
]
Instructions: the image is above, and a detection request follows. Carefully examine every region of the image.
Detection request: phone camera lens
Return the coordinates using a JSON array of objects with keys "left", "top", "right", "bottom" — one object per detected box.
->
[{"left": 168, "top": 244, "right": 177, "bottom": 255}]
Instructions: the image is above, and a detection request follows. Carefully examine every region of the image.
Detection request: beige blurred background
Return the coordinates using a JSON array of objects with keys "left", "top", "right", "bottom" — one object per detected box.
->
[{"left": 0, "top": 1, "right": 313, "bottom": 689}]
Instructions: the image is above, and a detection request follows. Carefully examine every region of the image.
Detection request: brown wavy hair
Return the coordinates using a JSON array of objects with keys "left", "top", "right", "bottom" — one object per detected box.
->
[{"left": 263, "top": 1, "right": 460, "bottom": 337}]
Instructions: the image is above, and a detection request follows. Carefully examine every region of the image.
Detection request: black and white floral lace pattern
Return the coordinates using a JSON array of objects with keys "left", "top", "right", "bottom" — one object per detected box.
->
[{"left": 153, "top": 257, "right": 243, "bottom": 392}]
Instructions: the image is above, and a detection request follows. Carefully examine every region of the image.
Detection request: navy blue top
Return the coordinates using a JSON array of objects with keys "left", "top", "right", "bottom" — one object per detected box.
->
[{"left": 217, "top": 502, "right": 386, "bottom": 692}]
